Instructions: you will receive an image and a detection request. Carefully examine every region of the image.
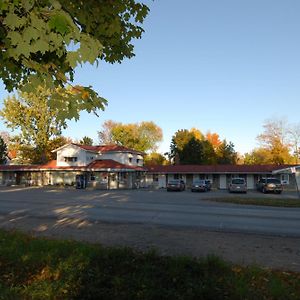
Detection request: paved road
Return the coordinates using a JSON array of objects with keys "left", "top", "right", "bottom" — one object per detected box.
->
[{"left": 0, "top": 187, "right": 300, "bottom": 237}]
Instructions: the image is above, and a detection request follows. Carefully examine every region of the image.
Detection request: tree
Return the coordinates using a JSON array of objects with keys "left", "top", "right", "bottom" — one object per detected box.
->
[
  {"left": 98, "top": 120, "right": 120, "bottom": 144},
  {"left": 0, "top": 131, "right": 10, "bottom": 145},
  {"left": 216, "top": 140, "right": 237, "bottom": 164},
  {"left": 0, "top": 136, "right": 8, "bottom": 164},
  {"left": 206, "top": 131, "right": 222, "bottom": 150},
  {"left": 169, "top": 129, "right": 218, "bottom": 165},
  {"left": 180, "top": 137, "right": 205, "bottom": 164},
  {"left": 0, "top": 1, "right": 149, "bottom": 120},
  {"left": 144, "top": 153, "right": 169, "bottom": 166},
  {"left": 244, "top": 148, "right": 272, "bottom": 165},
  {"left": 0, "top": 86, "right": 67, "bottom": 163},
  {"left": 288, "top": 123, "right": 300, "bottom": 164},
  {"left": 98, "top": 121, "right": 163, "bottom": 153},
  {"left": 169, "top": 129, "right": 194, "bottom": 163},
  {"left": 80, "top": 136, "right": 93, "bottom": 146},
  {"left": 256, "top": 118, "right": 293, "bottom": 164}
]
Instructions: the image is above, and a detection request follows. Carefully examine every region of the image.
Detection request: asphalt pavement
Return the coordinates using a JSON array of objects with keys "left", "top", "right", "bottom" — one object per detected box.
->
[{"left": 0, "top": 186, "right": 300, "bottom": 237}]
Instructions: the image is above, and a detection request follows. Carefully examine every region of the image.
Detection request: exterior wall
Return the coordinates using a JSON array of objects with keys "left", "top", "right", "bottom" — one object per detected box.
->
[
  {"left": 100, "top": 152, "right": 143, "bottom": 167},
  {"left": 56, "top": 144, "right": 90, "bottom": 167}
]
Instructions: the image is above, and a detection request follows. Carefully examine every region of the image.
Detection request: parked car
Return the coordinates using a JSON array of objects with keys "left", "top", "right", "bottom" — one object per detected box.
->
[
  {"left": 167, "top": 179, "right": 185, "bottom": 191},
  {"left": 228, "top": 178, "right": 247, "bottom": 193},
  {"left": 191, "top": 180, "right": 209, "bottom": 192},
  {"left": 256, "top": 178, "right": 283, "bottom": 194}
]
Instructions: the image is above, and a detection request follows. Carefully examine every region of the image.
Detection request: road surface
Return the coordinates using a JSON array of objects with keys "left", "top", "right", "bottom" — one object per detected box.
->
[{"left": 0, "top": 187, "right": 299, "bottom": 237}]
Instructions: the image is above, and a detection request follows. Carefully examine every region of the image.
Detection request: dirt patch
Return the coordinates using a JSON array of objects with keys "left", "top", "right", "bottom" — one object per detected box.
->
[{"left": 1, "top": 214, "right": 300, "bottom": 272}]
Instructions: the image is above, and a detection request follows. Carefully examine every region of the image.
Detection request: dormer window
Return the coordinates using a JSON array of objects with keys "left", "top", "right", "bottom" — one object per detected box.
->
[{"left": 64, "top": 157, "right": 77, "bottom": 162}]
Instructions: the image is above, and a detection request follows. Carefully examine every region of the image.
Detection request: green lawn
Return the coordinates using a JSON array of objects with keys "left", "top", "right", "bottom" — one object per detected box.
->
[
  {"left": 0, "top": 229, "right": 299, "bottom": 299},
  {"left": 206, "top": 197, "right": 300, "bottom": 207}
]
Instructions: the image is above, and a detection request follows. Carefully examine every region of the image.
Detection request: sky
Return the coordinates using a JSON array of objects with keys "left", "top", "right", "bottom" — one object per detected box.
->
[{"left": 1, "top": 0, "right": 300, "bottom": 155}]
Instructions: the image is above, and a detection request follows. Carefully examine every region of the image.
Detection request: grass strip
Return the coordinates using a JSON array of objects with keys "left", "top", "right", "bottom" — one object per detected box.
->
[
  {"left": 205, "top": 197, "right": 300, "bottom": 207},
  {"left": 0, "top": 229, "right": 299, "bottom": 299}
]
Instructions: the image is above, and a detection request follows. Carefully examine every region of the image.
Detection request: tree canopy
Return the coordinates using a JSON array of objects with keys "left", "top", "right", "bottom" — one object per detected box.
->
[
  {"left": 0, "top": 0, "right": 149, "bottom": 120},
  {"left": 169, "top": 128, "right": 237, "bottom": 165},
  {"left": 244, "top": 118, "right": 294, "bottom": 165},
  {"left": 0, "top": 135, "right": 8, "bottom": 164},
  {"left": 98, "top": 120, "right": 163, "bottom": 153},
  {"left": 0, "top": 85, "right": 68, "bottom": 163},
  {"left": 80, "top": 136, "right": 93, "bottom": 146}
]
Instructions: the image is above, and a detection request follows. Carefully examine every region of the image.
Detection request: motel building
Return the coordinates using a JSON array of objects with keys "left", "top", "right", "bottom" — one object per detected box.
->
[
  {"left": 0, "top": 143, "right": 299, "bottom": 191},
  {"left": 0, "top": 143, "right": 146, "bottom": 189}
]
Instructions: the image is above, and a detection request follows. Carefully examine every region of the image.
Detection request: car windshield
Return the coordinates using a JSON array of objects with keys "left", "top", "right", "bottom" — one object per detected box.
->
[
  {"left": 231, "top": 179, "right": 245, "bottom": 184},
  {"left": 169, "top": 180, "right": 180, "bottom": 184},
  {"left": 193, "top": 180, "right": 205, "bottom": 185},
  {"left": 267, "top": 178, "right": 281, "bottom": 184}
]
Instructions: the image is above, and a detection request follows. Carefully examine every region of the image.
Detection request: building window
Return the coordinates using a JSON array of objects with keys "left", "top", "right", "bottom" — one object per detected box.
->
[
  {"left": 153, "top": 174, "right": 158, "bottom": 182},
  {"left": 280, "top": 174, "right": 289, "bottom": 185},
  {"left": 64, "top": 157, "right": 77, "bottom": 162},
  {"left": 129, "top": 157, "right": 132, "bottom": 163},
  {"left": 90, "top": 173, "right": 96, "bottom": 181}
]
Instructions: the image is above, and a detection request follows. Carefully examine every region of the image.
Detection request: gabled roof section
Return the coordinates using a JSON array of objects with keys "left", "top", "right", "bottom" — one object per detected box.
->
[
  {"left": 52, "top": 143, "right": 144, "bottom": 155},
  {"left": 74, "top": 143, "right": 144, "bottom": 155},
  {"left": 146, "top": 164, "right": 296, "bottom": 174}
]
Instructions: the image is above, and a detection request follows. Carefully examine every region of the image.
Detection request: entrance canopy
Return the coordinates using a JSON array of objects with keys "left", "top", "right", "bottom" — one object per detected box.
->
[{"left": 272, "top": 166, "right": 300, "bottom": 175}]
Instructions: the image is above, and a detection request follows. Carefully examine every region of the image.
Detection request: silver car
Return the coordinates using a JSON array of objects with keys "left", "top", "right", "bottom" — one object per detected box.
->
[{"left": 228, "top": 178, "right": 247, "bottom": 193}]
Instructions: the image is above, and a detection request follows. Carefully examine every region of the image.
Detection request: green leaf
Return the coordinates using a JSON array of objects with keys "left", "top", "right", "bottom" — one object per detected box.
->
[
  {"left": 3, "top": 12, "right": 26, "bottom": 29},
  {"left": 7, "top": 31, "right": 22, "bottom": 46},
  {"left": 49, "top": 13, "right": 70, "bottom": 35},
  {"left": 31, "top": 38, "right": 49, "bottom": 54},
  {"left": 23, "top": 27, "right": 40, "bottom": 42},
  {"left": 66, "top": 51, "right": 78, "bottom": 68}
]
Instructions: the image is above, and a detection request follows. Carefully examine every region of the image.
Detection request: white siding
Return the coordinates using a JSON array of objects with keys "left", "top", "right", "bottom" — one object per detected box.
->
[
  {"left": 100, "top": 152, "right": 143, "bottom": 166},
  {"left": 56, "top": 144, "right": 88, "bottom": 166}
]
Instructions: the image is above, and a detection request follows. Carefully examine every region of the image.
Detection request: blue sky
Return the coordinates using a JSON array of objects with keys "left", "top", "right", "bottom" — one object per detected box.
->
[{"left": 1, "top": 0, "right": 300, "bottom": 154}]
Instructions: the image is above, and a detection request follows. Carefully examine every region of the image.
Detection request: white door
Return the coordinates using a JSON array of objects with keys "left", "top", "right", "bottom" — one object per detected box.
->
[
  {"left": 247, "top": 175, "right": 254, "bottom": 189},
  {"left": 219, "top": 175, "right": 227, "bottom": 189},
  {"left": 158, "top": 175, "right": 166, "bottom": 188}
]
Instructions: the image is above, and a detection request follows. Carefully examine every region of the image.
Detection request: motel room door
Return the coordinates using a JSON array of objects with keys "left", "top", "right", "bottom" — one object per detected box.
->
[{"left": 219, "top": 175, "right": 227, "bottom": 189}]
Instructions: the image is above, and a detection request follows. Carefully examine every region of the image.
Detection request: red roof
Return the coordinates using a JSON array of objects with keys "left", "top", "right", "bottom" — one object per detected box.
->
[
  {"left": 146, "top": 164, "right": 295, "bottom": 174},
  {"left": 0, "top": 160, "right": 294, "bottom": 174},
  {"left": 0, "top": 160, "right": 146, "bottom": 172},
  {"left": 0, "top": 160, "right": 87, "bottom": 171},
  {"left": 87, "top": 160, "right": 146, "bottom": 171}
]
